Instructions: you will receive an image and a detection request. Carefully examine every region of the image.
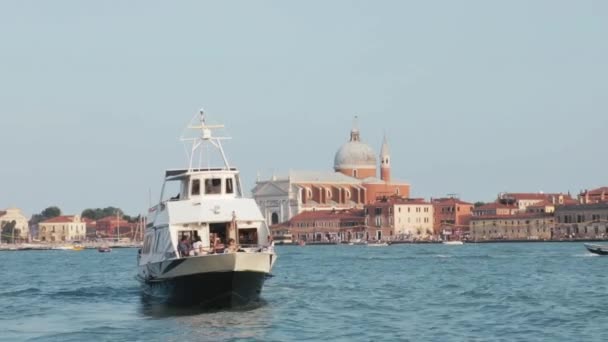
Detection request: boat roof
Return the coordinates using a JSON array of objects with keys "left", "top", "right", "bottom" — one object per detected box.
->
[
  {"left": 165, "top": 168, "right": 238, "bottom": 178},
  {"left": 166, "top": 198, "right": 264, "bottom": 224}
]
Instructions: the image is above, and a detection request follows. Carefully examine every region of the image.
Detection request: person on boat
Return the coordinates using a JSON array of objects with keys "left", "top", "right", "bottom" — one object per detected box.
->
[
  {"left": 213, "top": 237, "right": 225, "bottom": 254},
  {"left": 178, "top": 236, "right": 190, "bottom": 257},
  {"left": 192, "top": 236, "right": 206, "bottom": 256},
  {"left": 225, "top": 238, "right": 240, "bottom": 253}
]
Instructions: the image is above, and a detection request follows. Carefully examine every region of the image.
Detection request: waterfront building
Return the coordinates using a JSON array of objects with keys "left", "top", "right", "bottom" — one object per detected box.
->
[
  {"left": 472, "top": 203, "right": 519, "bottom": 217},
  {"left": 270, "top": 209, "right": 366, "bottom": 243},
  {"left": 553, "top": 202, "right": 608, "bottom": 239},
  {"left": 497, "top": 192, "right": 573, "bottom": 212},
  {"left": 95, "top": 216, "right": 135, "bottom": 239},
  {"left": 365, "top": 197, "right": 434, "bottom": 240},
  {"left": 578, "top": 187, "right": 608, "bottom": 204},
  {"left": 38, "top": 215, "right": 86, "bottom": 242},
  {"left": 470, "top": 213, "right": 554, "bottom": 241},
  {"left": 253, "top": 119, "right": 410, "bottom": 225},
  {"left": 525, "top": 200, "right": 556, "bottom": 214},
  {"left": 0, "top": 208, "right": 29, "bottom": 241},
  {"left": 431, "top": 197, "right": 473, "bottom": 239},
  {"left": 83, "top": 218, "right": 97, "bottom": 239}
]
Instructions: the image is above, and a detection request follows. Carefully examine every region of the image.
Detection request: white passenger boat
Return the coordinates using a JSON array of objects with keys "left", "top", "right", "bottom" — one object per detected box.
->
[
  {"left": 367, "top": 241, "right": 389, "bottom": 247},
  {"left": 137, "top": 110, "right": 276, "bottom": 308},
  {"left": 442, "top": 240, "right": 464, "bottom": 245}
]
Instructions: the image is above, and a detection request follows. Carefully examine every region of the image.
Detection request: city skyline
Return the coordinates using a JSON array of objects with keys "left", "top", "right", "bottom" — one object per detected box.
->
[{"left": 1, "top": 1, "right": 607, "bottom": 216}]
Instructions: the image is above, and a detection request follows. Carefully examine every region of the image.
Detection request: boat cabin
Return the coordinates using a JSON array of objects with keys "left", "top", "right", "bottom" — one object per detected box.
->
[
  {"left": 140, "top": 111, "right": 270, "bottom": 264},
  {"left": 161, "top": 168, "right": 243, "bottom": 201}
]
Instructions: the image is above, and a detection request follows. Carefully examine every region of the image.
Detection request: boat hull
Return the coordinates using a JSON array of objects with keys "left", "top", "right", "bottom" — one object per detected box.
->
[
  {"left": 138, "top": 252, "right": 274, "bottom": 307},
  {"left": 584, "top": 243, "right": 608, "bottom": 255},
  {"left": 139, "top": 271, "right": 266, "bottom": 307}
]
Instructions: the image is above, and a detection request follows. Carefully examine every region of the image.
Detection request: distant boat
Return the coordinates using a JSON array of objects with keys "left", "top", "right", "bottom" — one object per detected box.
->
[
  {"left": 367, "top": 242, "right": 389, "bottom": 247},
  {"left": 98, "top": 246, "right": 112, "bottom": 253},
  {"left": 442, "top": 241, "right": 464, "bottom": 245},
  {"left": 584, "top": 243, "right": 608, "bottom": 255},
  {"left": 72, "top": 241, "right": 85, "bottom": 251},
  {"left": 348, "top": 239, "right": 367, "bottom": 246},
  {"left": 298, "top": 240, "right": 306, "bottom": 246}
]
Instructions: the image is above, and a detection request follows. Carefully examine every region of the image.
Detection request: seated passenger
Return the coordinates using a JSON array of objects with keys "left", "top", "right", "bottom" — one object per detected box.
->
[
  {"left": 225, "top": 238, "right": 240, "bottom": 253},
  {"left": 213, "top": 237, "right": 225, "bottom": 254}
]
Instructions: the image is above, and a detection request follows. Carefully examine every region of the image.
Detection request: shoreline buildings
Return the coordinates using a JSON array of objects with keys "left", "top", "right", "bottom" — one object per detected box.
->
[
  {"left": 253, "top": 119, "right": 410, "bottom": 226},
  {"left": 431, "top": 197, "right": 473, "bottom": 240},
  {"left": 38, "top": 215, "right": 86, "bottom": 242},
  {"left": 0, "top": 208, "right": 29, "bottom": 241}
]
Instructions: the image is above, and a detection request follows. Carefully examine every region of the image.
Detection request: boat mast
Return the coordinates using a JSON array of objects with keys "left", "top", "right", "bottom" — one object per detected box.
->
[{"left": 181, "top": 109, "right": 232, "bottom": 171}]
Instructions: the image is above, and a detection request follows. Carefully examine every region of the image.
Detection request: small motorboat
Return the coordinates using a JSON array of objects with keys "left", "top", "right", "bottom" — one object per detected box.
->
[
  {"left": 367, "top": 242, "right": 389, "bottom": 247},
  {"left": 98, "top": 246, "right": 112, "bottom": 253},
  {"left": 442, "top": 241, "right": 464, "bottom": 245},
  {"left": 298, "top": 240, "right": 306, "bottom": 247},
  {"left": 348, "top": 239, "right": 367, "bottom": 246},
  {"left": 584, "top": 243, "right": 608, "bottom": 255}
]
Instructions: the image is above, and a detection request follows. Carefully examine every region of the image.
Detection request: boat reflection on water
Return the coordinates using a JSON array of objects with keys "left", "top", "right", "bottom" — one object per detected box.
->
[
  {"left": 138, "top": 293, "right": 268, "bottom": 317},
  {"left": 138, "top": 295, "right": 272, "bottom": 340}
]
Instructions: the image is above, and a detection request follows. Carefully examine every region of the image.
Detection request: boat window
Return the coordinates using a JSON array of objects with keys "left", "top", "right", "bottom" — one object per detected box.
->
[
  {"left": 236, "top": 177, "right": 242, "bottom": 196},
  {"left": 239, "top": 228, "right": 258, "bottom": 246},
  {"left": 191, "top": 179, "right": 200, "bottom": 196},
  {"left": 226, "top": 178, "right": 234, "bottom": 194},
  {"left": 161, "top": 179, "right": 182, "bottom": 202},
  {"left": 205, "top": 178, "right": 222, "bottom": 194},
  {"left": 209, "top": 223, "right": 228, "bottom": 243}
]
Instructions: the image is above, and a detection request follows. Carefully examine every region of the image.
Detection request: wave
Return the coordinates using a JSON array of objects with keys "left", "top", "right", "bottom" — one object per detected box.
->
[
  {"left": 0, "top": 287, "right": 42, "bottom": 296},
  {"left": 49, "top": 285, "right": 140, "bottom": 302}
]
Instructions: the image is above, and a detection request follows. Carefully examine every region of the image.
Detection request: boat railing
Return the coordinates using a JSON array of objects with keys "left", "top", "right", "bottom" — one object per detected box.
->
[{"left": 179, "top": 244, "right": 274, "bottom": 258}]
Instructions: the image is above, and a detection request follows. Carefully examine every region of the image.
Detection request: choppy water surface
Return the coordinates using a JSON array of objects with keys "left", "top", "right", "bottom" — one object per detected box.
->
[{"left": 1, "top": 243, "right": 608, "bottom": 341}]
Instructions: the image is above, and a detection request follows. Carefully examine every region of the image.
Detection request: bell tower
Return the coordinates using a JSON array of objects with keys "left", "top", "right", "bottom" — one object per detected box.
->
[{"left": 380, "top": 134, "right": 391, "bottom": 182}]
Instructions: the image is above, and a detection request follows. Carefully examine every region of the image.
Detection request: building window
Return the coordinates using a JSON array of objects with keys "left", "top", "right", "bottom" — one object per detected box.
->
[
  {"left": 353, "top": 170, "right": 358, "bottom": 177},
  {"left": 271, "top": 213, "right": 279, "bottom": 225}
]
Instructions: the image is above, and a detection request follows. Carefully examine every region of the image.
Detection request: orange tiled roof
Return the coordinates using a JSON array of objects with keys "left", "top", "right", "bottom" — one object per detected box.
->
[
  {"left": 41, "top": 215, "right": 77, "bottom": 223},
  {"left": 289, "top": 209, "right": 365, "bottom": 222},
  {"left": 475, "top": 203, "right": 516, "bottom": 210},
  {"left": 471, "top": 213, "right": 552, "bottom": 220},
  {"left": 96, "top": 216, "right": 129, "bottom": 223},
  {"left": 501, "top": 193, "right": 570, "bottom": 201},
  {"left": 584, "top": 187, "right": 608, "bottom": 195},
  {"left": 431, "top": 198, "right": 473, "bottom": 206},
  {"left": 526, "top": 200, "right": 554, "bottom": 208}
]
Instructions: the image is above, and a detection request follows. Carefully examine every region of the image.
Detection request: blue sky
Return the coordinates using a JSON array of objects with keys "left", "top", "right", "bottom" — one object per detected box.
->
[{"left": 1, "top": 1, "right": 606, "bottom": 217}]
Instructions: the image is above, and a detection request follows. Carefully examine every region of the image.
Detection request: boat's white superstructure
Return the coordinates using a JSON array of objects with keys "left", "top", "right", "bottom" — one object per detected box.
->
[{"left": 137, "top": 110, "right": 276, "bottom": 307}]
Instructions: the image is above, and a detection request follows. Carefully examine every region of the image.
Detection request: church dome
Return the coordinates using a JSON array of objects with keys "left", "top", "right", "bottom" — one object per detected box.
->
[{"left": 334, "top": 124, "right": 377, "bottom": 170}]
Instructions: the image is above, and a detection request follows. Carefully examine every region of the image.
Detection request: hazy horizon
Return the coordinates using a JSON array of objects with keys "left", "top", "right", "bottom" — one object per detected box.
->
[{"left": 1, "top": 1, "right": 606, "bottom": 217}]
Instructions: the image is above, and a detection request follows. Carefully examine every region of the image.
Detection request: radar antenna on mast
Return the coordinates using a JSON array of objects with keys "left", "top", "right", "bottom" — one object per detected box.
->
[{"left": 180, "top": 108, "right": 232, "bottom": 171}]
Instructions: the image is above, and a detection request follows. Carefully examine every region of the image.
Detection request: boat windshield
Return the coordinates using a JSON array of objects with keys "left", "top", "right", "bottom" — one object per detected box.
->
[{"left": 161, "top": 178, "right": 185, "bottom": 202}]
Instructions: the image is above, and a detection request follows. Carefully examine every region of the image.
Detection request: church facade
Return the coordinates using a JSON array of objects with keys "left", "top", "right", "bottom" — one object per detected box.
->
[{"left": 252, "top": 120, "right": 410, "bottom": 225}]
